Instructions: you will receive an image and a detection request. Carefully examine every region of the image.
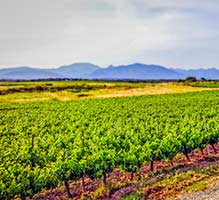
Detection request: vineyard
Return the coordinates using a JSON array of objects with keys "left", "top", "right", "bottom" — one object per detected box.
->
[{"left": 1, "top": 90, "right": 219, "bottom": 199}]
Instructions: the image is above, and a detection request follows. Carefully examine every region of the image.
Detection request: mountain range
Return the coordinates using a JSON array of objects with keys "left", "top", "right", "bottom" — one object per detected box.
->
[{"left": 0, "top": 62, "right": 219, "bottom": 80}]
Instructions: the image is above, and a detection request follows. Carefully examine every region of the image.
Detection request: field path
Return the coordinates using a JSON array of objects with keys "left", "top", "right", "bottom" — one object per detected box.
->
[{"left": 178, "top": 181, "right": 219, "bottom": 200}]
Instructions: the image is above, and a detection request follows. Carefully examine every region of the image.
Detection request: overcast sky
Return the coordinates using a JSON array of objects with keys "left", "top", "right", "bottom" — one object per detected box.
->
[{"left": 0, "top": 0, "right": 218, "bottom": 69}]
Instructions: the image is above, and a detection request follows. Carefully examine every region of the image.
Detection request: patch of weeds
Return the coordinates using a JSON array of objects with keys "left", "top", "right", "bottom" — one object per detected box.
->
[
  {"left": 185, "top": 180, "right": 208, "bottom": 192},
  {"left": 122, "top": 193, "right": 141, "bottom": 200},
  {"left": 155, "top": 170, "right": 202, "bottom": 187},
  {"left": 109, "top": 181, "right": 133, "bottom": 195},
  {"left": 206, "top": 165, "right": 219, "bottom": 174},
  {"left": 92, "top": 183, "right": 109, "bottom": 199}
]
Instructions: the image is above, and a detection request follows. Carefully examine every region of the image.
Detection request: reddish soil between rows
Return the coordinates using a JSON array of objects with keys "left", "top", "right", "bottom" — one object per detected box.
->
[{"left": 31, "top": 144, "right": 219, "bottom": 200}]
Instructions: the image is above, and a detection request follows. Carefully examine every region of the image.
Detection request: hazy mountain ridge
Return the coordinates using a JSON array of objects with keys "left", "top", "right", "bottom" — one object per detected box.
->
[
  {"left": 0, "top": 67, "right": 62, "bottom": 80},
  {"left": 0, "top": 63, "right": 100, "bottom": 80},
  {"left": 90, "top": 63, "right": 182, "bottom": 80},
  {"left": 0, "top": 63, "right": 219, "bottom": 80},
  {"left": 52, "top": 63, "right": 100, "bottom": 78}
]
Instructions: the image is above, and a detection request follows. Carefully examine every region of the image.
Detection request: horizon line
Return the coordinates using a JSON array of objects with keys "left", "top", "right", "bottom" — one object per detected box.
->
[{"left": 0, "top": 62, "right": 218, "bottom": 71}]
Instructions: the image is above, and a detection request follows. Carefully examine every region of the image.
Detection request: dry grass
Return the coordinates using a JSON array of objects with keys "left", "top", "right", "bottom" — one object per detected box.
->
[
  {"left": 0, "top": 82, "right": 217, "bottom": 103},
  {"left": 95, "top": 84, "right": 215, "bottom": 99}
]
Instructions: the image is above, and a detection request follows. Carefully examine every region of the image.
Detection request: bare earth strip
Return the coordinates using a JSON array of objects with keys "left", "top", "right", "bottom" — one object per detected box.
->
[{"left": 177, "top": 180, "right": 219, "bottom": 200}]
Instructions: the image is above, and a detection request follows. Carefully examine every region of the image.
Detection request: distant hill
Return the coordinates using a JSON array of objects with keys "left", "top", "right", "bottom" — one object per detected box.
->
[
  {"left": 0, "top": 63, "right": 100, "bottom": 80},
  {"left": 53, "top": 63, "right": 100, "bottom": 79},
  {"left": 89, "top": 63, "right": 182, "bottom": 80},
  {"left": 0, "top": 67, "right": 61, "bottom": 80},
  {"left": 1, "top": 62, "right": 219, "bottom": 80}
]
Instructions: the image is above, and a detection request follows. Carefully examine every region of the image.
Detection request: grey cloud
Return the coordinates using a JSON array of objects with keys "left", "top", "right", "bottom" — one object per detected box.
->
[{"left": 0, "top": 0, "right": 218, "bottom": 68}]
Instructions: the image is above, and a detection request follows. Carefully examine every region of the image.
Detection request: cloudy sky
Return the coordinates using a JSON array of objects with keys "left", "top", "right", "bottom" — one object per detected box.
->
[{"left": 0, "top": 0, "right": 218, "bottom": 69}]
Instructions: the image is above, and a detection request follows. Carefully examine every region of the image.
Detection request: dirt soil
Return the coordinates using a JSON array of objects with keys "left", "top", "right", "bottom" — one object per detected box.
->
[
  {"left": 31, "top": 144, "right": 219, "bottom": 200},
  {"left": 177, "top": 181, "right": 219, "bottom": 200}
]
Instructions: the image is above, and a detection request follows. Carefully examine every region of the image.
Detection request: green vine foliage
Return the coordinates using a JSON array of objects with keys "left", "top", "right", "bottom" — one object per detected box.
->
[{"left": 1, "top": 91, "right": 219, "bottom": 199}]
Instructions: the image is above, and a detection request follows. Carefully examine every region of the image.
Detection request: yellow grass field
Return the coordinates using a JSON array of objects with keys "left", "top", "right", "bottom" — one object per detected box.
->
[{"left": 0, "top": 81, "right": 218, "bottom": 103}]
